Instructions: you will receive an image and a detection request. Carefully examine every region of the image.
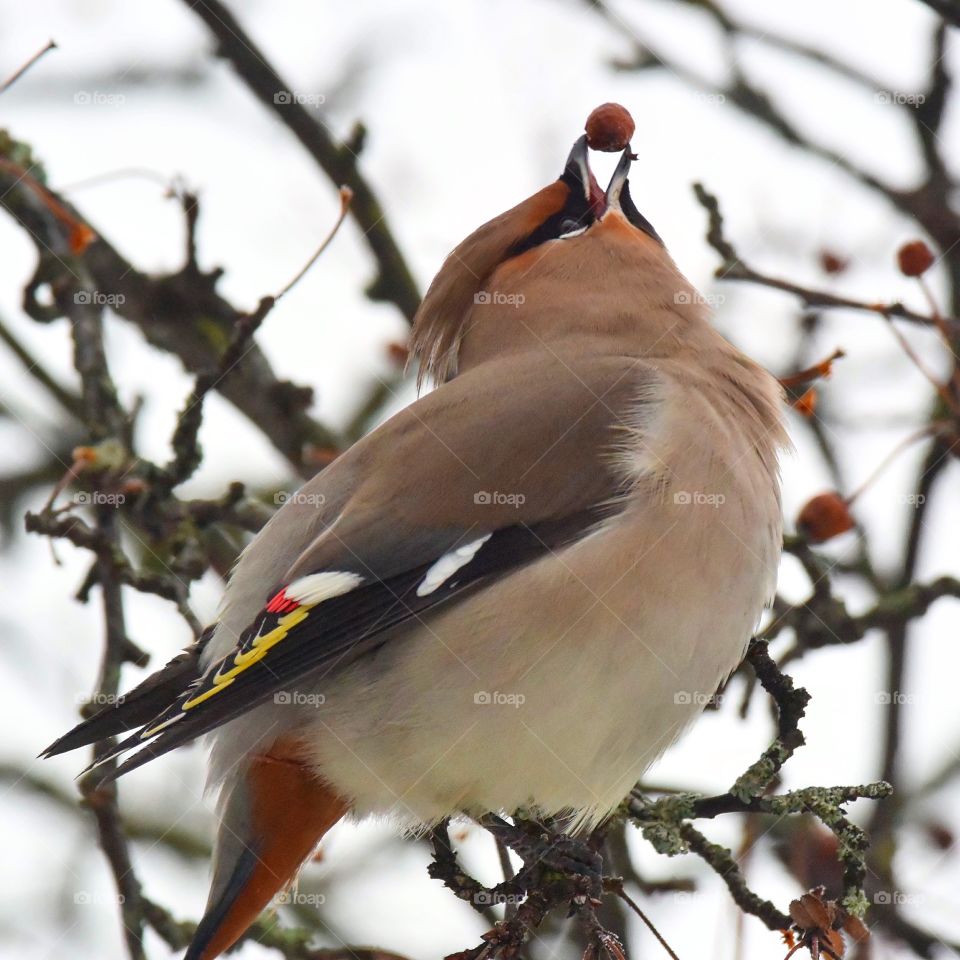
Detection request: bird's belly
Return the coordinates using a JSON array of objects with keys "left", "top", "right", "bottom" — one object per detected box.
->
[{"left": 299, "top": 505, "right": 774, "bottom": 828}]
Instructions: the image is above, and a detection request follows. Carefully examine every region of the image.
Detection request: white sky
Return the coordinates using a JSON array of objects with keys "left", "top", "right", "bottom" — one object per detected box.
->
[{"left": 2, "top": 1, "right": 960, "bottom": 958}]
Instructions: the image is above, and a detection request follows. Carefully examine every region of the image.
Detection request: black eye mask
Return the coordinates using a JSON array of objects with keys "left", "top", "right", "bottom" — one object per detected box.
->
[
  {"left": 506, "top": 153, "right": 601, "bottom": 258},
  {"left": 505, "top": 141, "right": 662, "bottom": 260}
]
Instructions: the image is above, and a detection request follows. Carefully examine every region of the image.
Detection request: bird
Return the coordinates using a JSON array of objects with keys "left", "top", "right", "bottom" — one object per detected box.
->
[{"left": 43, "top": 105, "right": 787, "bottom": 960}]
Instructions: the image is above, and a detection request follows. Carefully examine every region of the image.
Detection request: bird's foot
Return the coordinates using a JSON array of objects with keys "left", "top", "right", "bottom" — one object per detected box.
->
[{"left": 480, "top": 815, "right": 604, "bottom": 904}]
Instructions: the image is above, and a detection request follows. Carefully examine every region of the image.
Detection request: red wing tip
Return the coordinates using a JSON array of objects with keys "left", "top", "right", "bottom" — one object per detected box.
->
[{"left": 265, "top": 589, "right": 299, "bottom": 614}]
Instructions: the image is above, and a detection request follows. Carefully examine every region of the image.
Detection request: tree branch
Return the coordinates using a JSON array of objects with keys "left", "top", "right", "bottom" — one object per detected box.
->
[{"left": 181, "top": 0, "right": 421, "bottom": 322}]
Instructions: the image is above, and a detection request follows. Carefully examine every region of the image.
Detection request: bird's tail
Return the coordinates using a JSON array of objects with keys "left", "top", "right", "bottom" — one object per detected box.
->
[
  {"left": 186, "top": 736, "right": 349, "bottom": 960},
  {"left": 41, "top": 630, "right": 212, "bottom": 761}
]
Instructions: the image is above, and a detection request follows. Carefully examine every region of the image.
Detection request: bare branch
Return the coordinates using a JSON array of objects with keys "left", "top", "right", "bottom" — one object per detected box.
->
[
  {"left": 692, "top": 182, "right": 957, "bottom": 330},
  {"left": 181, "top": 0, "right": 422, "bottom": 322}
]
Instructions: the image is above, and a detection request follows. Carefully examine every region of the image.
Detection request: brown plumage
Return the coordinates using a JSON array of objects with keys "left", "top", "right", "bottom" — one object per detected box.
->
[{"left": 44, "top": 112, "right": 787, "bottom": 960}]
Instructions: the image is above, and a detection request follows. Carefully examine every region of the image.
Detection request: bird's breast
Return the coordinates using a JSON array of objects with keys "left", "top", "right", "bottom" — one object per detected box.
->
[{"left": 294, "top": 469, "right": 779, "bottom": 828}]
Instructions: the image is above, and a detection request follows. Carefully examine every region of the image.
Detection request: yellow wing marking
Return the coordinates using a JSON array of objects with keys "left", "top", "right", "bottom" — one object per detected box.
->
[{"left": 181, "top": 606, "right": 312, "bottom": 711}]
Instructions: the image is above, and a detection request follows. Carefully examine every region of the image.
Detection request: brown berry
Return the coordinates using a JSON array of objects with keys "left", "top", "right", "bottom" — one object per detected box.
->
[
  {"left": 386, "top": 341, "right": 409, "bottom": 367},
  {"left": 819, "top": 250, "right": 849, "bottom": 275},
  {"left": 797, "top": 492, "right": 855, "bottom": 543},
  {"left": 897, "top": 240, "right": 934, "bottom": 277},
  {"left": 922, "top": 819, "right": 955, "bottom": 851},
  {"left": 585, "top": 103, "right": 635, "bottom": 152}
]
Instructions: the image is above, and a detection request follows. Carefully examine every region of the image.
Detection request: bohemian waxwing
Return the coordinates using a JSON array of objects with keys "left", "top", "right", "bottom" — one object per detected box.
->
[{"left": 44, "top": 110, "right": 788, "bottom": 960}]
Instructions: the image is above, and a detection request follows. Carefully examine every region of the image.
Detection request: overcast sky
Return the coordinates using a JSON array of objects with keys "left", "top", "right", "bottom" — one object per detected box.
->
[{"left": 2, "top": 2, "right": 959, "bottom": 958}]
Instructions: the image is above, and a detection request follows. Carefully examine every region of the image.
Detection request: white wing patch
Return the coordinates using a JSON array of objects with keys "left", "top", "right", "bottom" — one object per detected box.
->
[
  {"left": 286, "top": 571, "right": 364, "bottom": 605},
  {"left": 416, "top": 535, "right": 492, "bottom": 597}
]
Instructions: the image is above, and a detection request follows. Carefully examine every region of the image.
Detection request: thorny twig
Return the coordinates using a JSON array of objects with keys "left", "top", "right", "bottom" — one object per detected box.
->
[{"left": 692, "top": 182, "right": 959, "bottom": 332}]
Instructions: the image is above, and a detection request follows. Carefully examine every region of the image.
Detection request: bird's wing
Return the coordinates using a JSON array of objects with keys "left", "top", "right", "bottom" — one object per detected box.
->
[
  {"left": 42, "top": 628, "right": 214, "bottom": 756},
  {"left": 45, "top": 350, "right": 659, "bottom": 781}
]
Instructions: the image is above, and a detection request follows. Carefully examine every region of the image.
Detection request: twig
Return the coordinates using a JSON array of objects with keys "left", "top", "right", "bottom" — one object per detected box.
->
[
  {"left": 680, "top": 823, "right": 791, "bottom": 930},
  {"left": 918, "top": 0, "right": 960, "bottom": 27},
  {"left": 0, "top": 138, "right": 343, "bottom": 474},
  {"left": 778, "top": 349, "right": 846, "bottom": 389},
  {"left": 59, "top": 224, "right": 149, "bottom": 955},
  {"left": 608, "top": 879, "right": 682, "bottom": 960},
  {"left": 161, "top": 295, "right": 278, "bottom": 488},
  {"left": 878, "top": 315, "right": 958, "bottom": 413},
  {"left": 864, "top": 435, "right": 954, "bottom": 927},
  {"left": 181, "top": 0, "right": 421, "bottom": 322},
  {"left": 845, "top": 426, "right": 940, "bottom": 506},
  {"left": 276, "top": 186, "right": 353, "bottom": 300},
  {"left": 590, "top": 0, "right": 902, "bottom": 204},
  {"left": 24, "top": 510, "right": 192, "bottom": 609},
  {"left": 692, "top": 182, "right": 958, "bottom": 331},
  {"left": 732, "top": 640, "right": 810, "bottom": 799},
  {"left": 0, "top": 310, "right": 81, "bottom": 415},
  {"left": 1, "top": 38, "right": 57, "bottom": 92}
]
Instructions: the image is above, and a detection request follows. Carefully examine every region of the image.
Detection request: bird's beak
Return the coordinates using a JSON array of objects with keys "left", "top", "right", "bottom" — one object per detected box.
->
[
  {"left": 604, "top": 145, "right": 633, "bottom": 213},
  {"left": 602, "top": 144, "right": 663, "bottom": 244},
  {"left": 564, "top": 134, "right": 607, "bottom": 219}
]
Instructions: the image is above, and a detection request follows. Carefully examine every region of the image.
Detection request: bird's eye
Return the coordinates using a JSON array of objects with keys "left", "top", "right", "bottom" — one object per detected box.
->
[
  {"left": 558, "top": 218, "right": 589, "bottom": 239},
  {"left": 508, "top": 189, "right": 595, "bottom": 257}
]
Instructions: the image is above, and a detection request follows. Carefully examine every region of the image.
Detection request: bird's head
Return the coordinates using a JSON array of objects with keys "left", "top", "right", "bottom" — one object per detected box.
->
[{"left": 410, "top": 126, "right": 700, "bottom": 387}]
